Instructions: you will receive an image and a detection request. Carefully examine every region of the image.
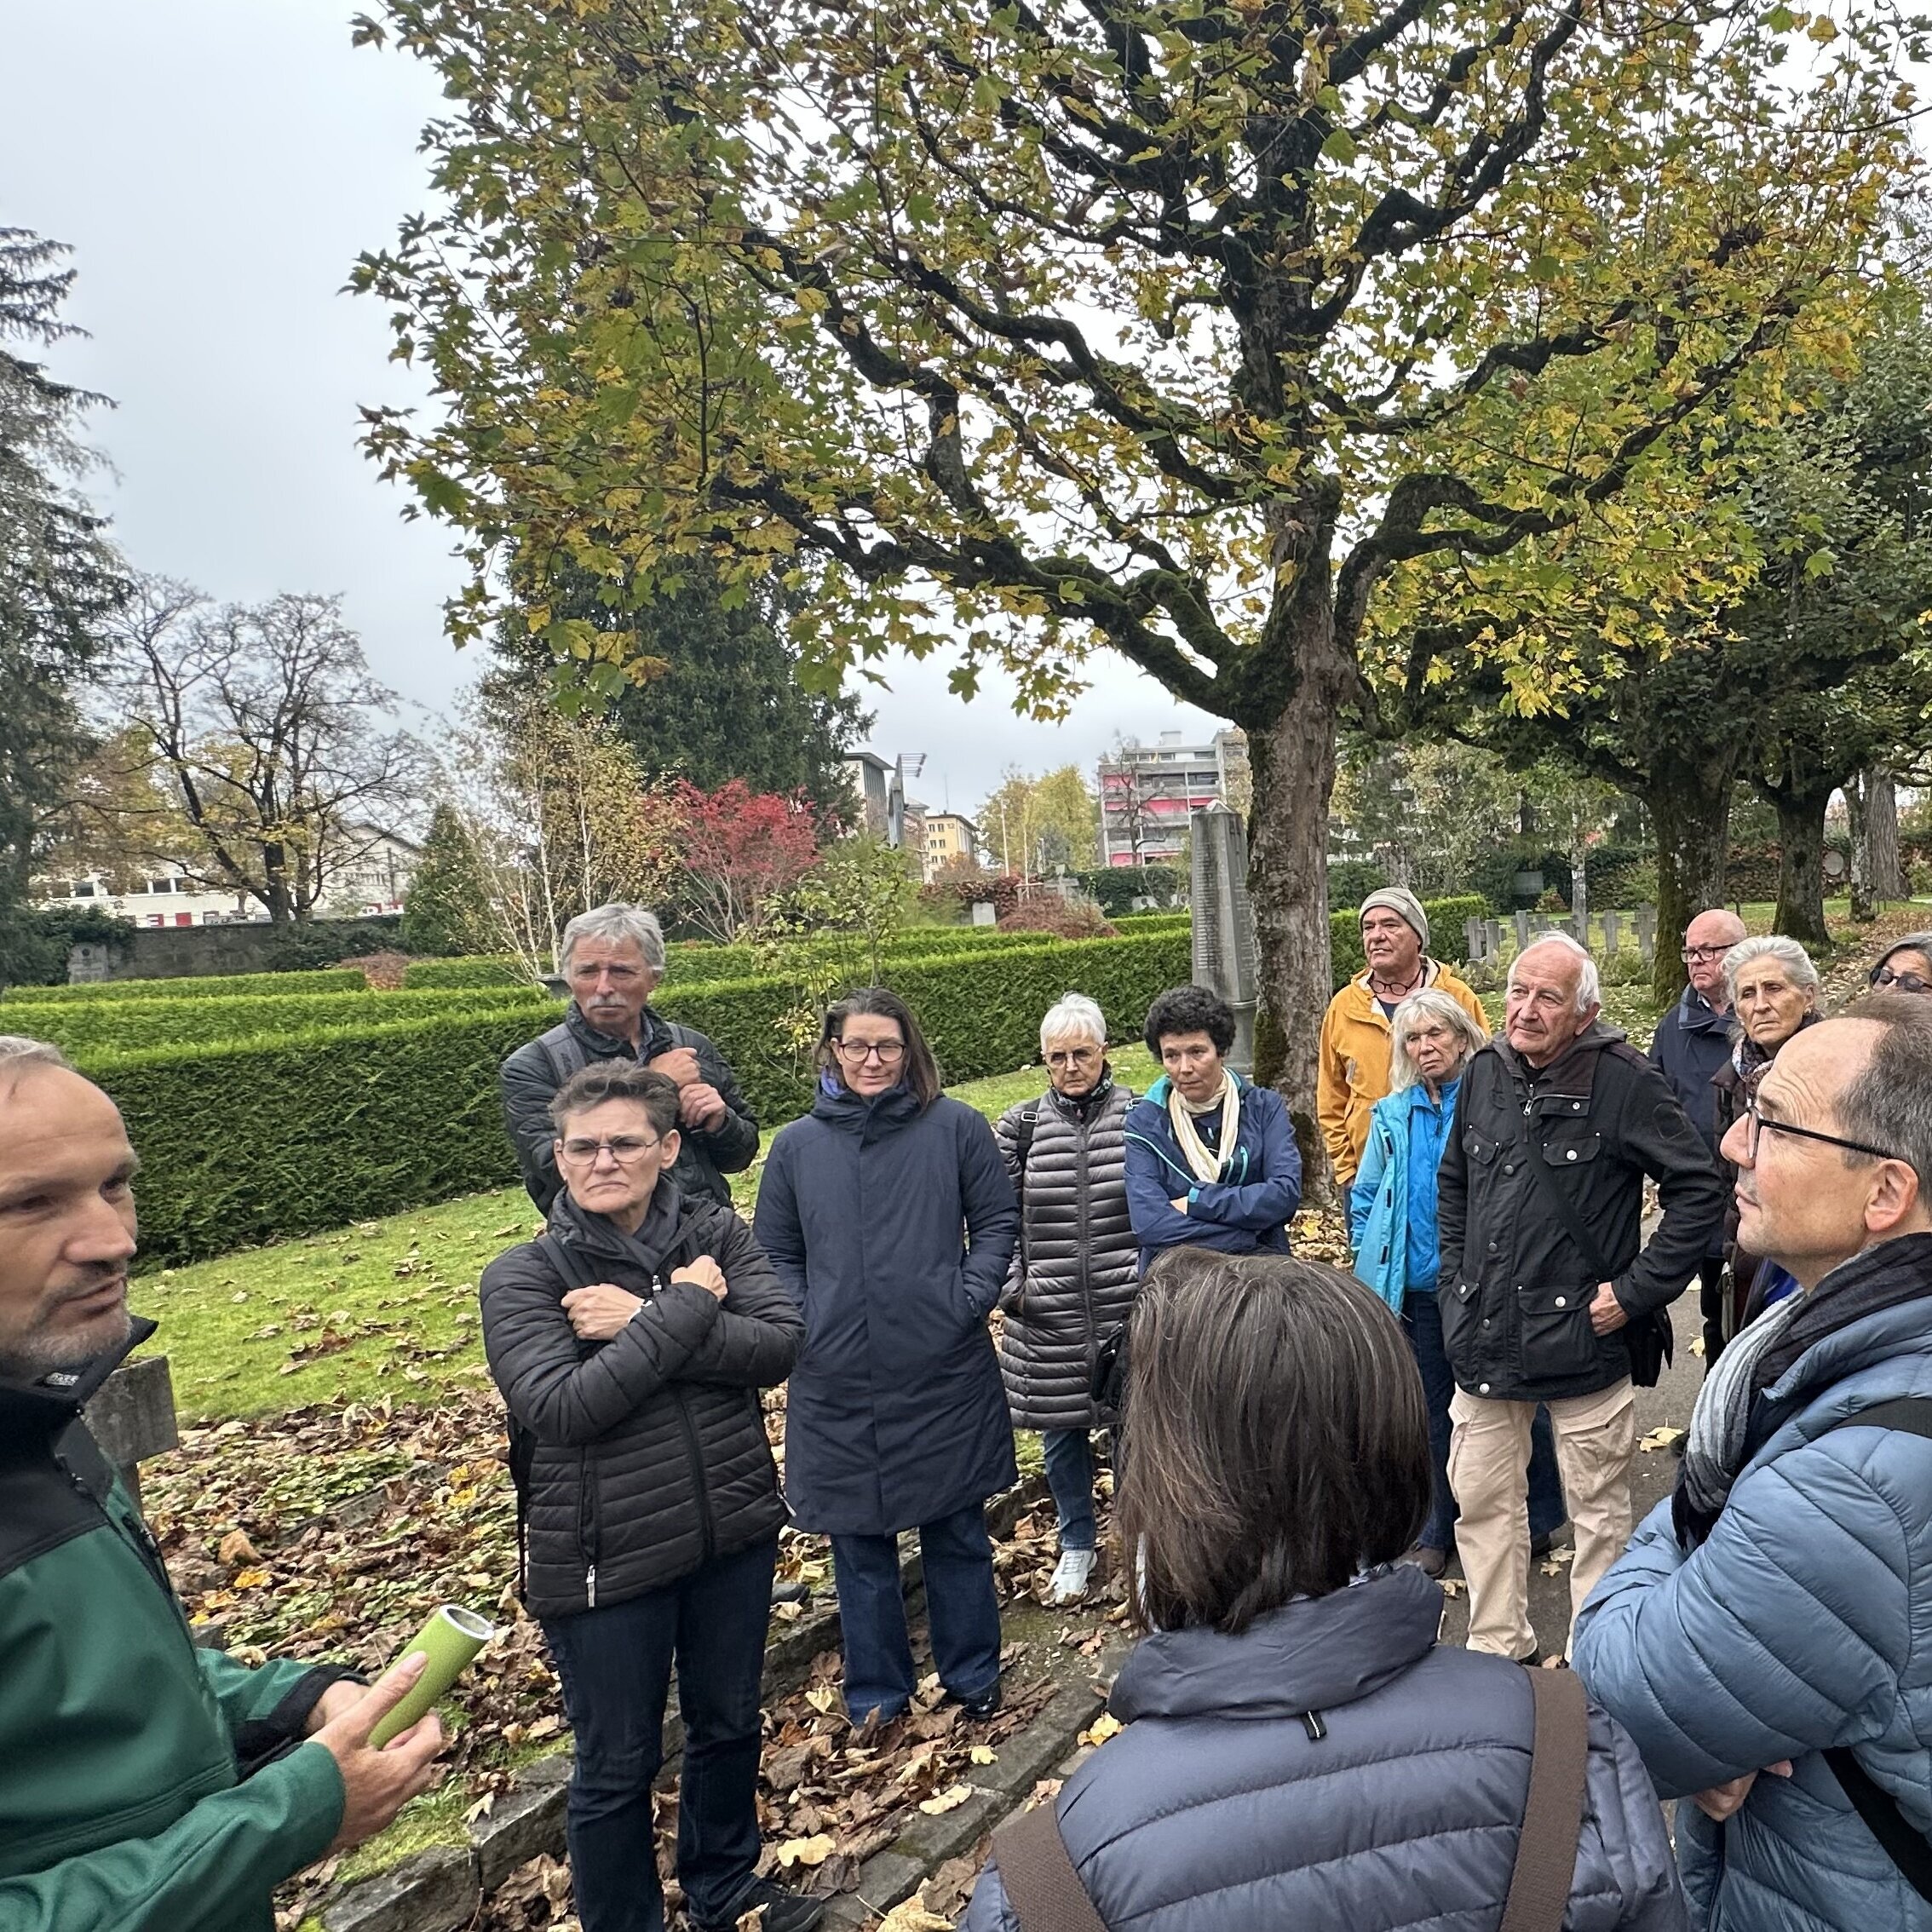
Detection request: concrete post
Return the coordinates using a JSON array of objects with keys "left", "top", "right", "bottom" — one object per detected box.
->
[{"left": 83, "top": 1355, "right": 179, "bottom": 1510}]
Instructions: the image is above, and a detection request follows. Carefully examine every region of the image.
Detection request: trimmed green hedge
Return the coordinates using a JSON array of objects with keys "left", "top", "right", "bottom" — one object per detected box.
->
[
  {"left": 1, "top": 968, "right": 367, "bottom": 1005},
  {"left": 92, "top": 905, "right": 1501, "bottom": 1264},
  {"left": 93, "top": 1009, "right": 553, "bottom": 1263},
  {"left": 32, "top": 987, "right": 552, "bottom": 1059},
  {"left": 101, "top": 932, "right": 1194, "bottom": 1263},
  {"left": 651, "top": 930, "right": 1194, "bottom": 1126},
  {"left": 1329, "top": 894, "right": 1487, "bottom": 986},
  {"left": 400, "top": 925, "right": 1108, "bottom": 992},
  {"left": 398, "top": 957, "right": 527, "bottom": 990}
]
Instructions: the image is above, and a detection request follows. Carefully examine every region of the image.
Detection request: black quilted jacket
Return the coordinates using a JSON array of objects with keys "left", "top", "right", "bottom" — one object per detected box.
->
[
  {"left": 479, "top": 1185, "right": 800, "bottom": 1618},
  {"left": 993, "top": 1078, "right": 1140, "bottom": 1431}
]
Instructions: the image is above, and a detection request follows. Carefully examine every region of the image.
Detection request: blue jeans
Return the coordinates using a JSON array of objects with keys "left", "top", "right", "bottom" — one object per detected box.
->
[
  {"left": 1403, "top": 1290, "right": 1565, "bottom": 1552},
  {"left": 1042, "top": 1429, "right": 1097, "bottom": 1552},
  {"left": 830, "top": 1502, "right": 1002, "bottom": 1722},
  {"left": 541, "top": 1537, "right": 777, "bottom": 1932}
]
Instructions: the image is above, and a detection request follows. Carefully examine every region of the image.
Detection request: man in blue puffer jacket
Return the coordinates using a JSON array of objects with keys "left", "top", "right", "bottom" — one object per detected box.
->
[{"left": 1574, "top": 998, "right": 1932, "bottom": 1930}]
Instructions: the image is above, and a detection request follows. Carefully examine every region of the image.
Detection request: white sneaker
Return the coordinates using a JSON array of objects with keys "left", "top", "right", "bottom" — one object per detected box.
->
[{"left": 1049, "top": 1548, "right": 1096, "bottom": 1605}]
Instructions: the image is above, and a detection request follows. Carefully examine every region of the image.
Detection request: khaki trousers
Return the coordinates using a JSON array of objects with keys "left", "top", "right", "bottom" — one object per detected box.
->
[{"left": 1448, "top": 1378, "right": 1636, "bottom": 1659}]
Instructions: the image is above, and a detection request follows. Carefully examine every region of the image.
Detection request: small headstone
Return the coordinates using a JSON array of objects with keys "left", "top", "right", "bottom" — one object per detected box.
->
[
  {"left": 66, "top": 942, "right": 112, "bottom": 984},
  {"left": 1601, "top": 911, "right": 1623, "bottom": 957},
  {"left": 1464, "top": 917, "right": 1486, "bottom": 963},
  {"left": 1635, "top": 905, "right": 1658, "bottom": 963},
  {"left": 1513, "top": 911, "right": 1531, "bottom": 952},
  {"left": 969, "top": 900, "right": 998, "bottom": 927}
]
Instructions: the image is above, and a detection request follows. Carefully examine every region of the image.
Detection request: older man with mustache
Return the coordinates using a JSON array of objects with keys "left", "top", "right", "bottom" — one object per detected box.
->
[{"left": 0, "top": 1037, "right": 443, "bottom": 1930}]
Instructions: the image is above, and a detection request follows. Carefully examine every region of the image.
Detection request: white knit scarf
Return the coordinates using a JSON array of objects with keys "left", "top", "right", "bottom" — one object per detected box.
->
[{"left": 1166, "top": 1070, "right": 1240, "bottom": 1187}]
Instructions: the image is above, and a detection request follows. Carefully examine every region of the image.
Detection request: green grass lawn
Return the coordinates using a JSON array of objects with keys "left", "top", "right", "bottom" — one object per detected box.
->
[{"left": 140, "top": 1044, "right": 1163, "bottom": 1423}]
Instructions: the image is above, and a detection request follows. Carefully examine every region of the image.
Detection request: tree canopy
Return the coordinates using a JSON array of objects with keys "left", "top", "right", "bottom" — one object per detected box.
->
[
  {"left": 488, "top": 562, "right": 871, "bottom": 823},
  {"left": 353, "top": 0, "right": 1915, "bottom": 1146}
]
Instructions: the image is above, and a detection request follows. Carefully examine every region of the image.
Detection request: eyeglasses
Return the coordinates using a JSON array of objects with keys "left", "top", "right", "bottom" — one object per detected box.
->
[
  {"left": 1044, "top": 1047, "right": 1101, "bottom": 1068},
  {"left": 1870, "top": 967, "right": 1932, "bottom": 994},
  {"left": 556, "top": 1135, "right": 663, "bottom": 1165},
  {"left": 832, "top": 1038, "right": 906, "bottom": 1064},
  {"left": 1682, "top": 945, "right": 1731, "bottom": 963},
  {"left": 1742, "top": 1096, "right": 1903, "bottom": 1165}
]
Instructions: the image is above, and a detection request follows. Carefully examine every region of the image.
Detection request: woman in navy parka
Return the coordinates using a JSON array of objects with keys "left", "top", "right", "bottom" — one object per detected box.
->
[{"left": 754, "top": 987, "right": 1019, "bottom": 1725}]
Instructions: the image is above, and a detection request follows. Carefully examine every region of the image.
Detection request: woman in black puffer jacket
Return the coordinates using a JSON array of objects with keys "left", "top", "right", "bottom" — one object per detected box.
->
[
  {"left": 964, "top": 1255, "right": 1688, "bottom": 1932},
  {"left": 480, "top": 1062, "right": 819, "bottom": 1932},
  {"left": 993, "top": 992, "right": 1137, "bottom": 1608}
]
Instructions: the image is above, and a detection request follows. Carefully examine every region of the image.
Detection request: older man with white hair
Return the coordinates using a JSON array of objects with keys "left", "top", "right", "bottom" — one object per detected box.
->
[
  {"left": 1437, "top": 933, "right": 1725, "bottom": 1659},
  {"left": 500, "top": 904, "right": 759, "bottom": 1215}
]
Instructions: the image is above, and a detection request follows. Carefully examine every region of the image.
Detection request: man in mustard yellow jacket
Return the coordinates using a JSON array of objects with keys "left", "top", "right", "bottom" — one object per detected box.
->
[{"left": 1318, "top": 888, "right": 1487, "bottom": 1188}]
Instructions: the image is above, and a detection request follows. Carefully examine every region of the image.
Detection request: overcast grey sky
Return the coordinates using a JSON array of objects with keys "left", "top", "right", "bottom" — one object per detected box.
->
[{"left": 3, "top": 0, "right": 1222, "bottom": 815}]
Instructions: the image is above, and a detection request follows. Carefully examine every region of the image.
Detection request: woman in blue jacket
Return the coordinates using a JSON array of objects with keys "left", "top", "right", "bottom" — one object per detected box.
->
[
  {"left": 754, "top": 988, "right": 1020, "bottom": 1727},
  {"left": 1122, "top": 986, "right": 1301, "bottom": 1272},
  {"left": 1349, "top": 989, "right": 1488, "bottom": 1577}
]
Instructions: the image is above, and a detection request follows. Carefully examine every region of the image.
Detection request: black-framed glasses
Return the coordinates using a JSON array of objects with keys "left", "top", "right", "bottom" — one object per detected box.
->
[
  {"left": 1682, "top": 944, "right": 1731, "bottom": 963},
  {"left": 1869, "top": 967, "right": 1932, "bottom": 995},
  {"left": 832, "top": 1038, "right": 906, "bottom": 1064},
  {"left": 556, "top": 1134, "right": 663, "bottom": 1165},
  {"left": 1743, "top": 1096, "right": 1904, "bottom": 1165}
]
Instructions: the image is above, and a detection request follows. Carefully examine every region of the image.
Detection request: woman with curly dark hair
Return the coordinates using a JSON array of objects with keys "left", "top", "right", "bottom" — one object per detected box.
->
[{"left": 1121, "top": 985, "right": 1302, "bottom": 1271}]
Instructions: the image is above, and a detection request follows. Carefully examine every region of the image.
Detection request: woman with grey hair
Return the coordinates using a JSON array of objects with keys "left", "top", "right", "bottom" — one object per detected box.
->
[
  {"left": 1868, "top": 930, "right": 1932, "bottom": 995},
  {"left": 1711, "top": 934, "right": 1821, "bottom": 1348},
  {"left": 993, "top": 992, "right": 1138, "bottom": 1606},
  {"left": 1348, "top": 988, "right": 1490, "bottom": 1578}
]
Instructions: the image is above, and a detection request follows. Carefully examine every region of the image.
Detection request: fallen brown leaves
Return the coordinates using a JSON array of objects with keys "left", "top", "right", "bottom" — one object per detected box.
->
[{"left": 145, "top": 1380, "right": 1122, "bottom": 1932}]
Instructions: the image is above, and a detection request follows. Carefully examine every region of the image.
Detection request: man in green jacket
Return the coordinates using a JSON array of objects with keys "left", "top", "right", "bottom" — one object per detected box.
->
[{"left": 0, "top": 1036, "right": 446, "bottom": 1931}]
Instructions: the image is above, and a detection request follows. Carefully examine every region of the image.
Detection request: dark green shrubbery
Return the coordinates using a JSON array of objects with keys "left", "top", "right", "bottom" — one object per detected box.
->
[
  {"left": 1072, "top": 865, "right": 1187, "bottom": 916},
  {"left": 2, "top": 968, "right": 369, "bottom": 1005},
  {"left": 101, "top": 932, "right": 1192, "bottom": 1262},
  {"left": 90, "top": 906, "right": 1498, "bottom": 1264},
  {"left": 32, "top": 986, "right": 549, "bottom": 1059}
]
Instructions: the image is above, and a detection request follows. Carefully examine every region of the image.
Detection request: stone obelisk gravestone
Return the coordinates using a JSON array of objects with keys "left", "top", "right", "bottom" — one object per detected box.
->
[{"left": 1189, "top": 803, "right": 1259, "bottom": 1076}]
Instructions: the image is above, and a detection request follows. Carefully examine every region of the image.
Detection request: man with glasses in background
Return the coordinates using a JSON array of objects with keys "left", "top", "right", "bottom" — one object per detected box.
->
[
  {"left": 1576, "top": 997, "right": 1932, "bottom": 1930},
  {"left": 1650, "top": 908, "right": 1748, "bottom": 1366},
  {"left": 500, "top": 903, "right": 759, "bottom": 1216}
]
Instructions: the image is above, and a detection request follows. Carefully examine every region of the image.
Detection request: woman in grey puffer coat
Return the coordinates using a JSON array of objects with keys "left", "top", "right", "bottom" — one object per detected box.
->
[
  {"left": 965, "top": 1255, "right": 1688, "bottom": 1932},
  {"left": 993, "top": 993, "right": 1138, "bottom": 1608}
]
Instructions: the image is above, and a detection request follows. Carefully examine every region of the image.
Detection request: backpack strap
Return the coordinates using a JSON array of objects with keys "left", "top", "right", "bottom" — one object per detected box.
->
[
  {"left": 538, "top": 1021, "right": 590, "bottom": 1090},
  {"left": 1818, "top": 1396, "right": 1932, "bottom": 1902},
  {"left": 1014, "top": 1105, "right": 1039, "bottom": 1274},
  {"left": 1498, "top": 1665, "right": 1590, "bottom": 1932},
  {"left": 991, "top": 1796, "right": 1109, "bottom": 1932}
]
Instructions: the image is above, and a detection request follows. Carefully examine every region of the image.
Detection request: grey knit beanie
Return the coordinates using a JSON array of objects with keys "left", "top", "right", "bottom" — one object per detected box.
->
[{"left": 1359, "top": 887, "right": 1429, "bottom": 951}]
